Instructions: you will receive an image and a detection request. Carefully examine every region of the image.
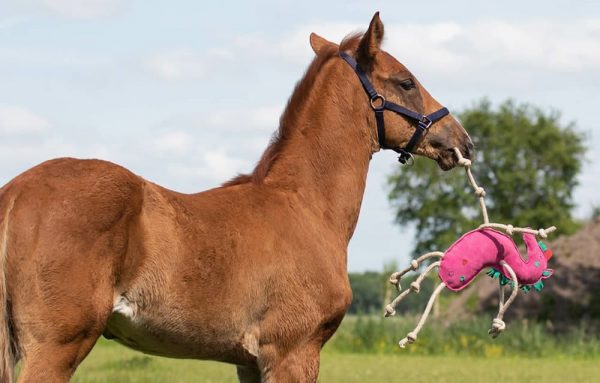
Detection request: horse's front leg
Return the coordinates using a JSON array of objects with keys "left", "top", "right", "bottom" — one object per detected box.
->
[{"left": 259, "top": 342, "right": 321, "bottom": 383}]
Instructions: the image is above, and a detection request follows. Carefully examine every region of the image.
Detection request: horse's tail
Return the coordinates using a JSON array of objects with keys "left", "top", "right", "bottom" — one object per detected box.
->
[{"left": 0, "top": 196, "right": 16, "bottom": 383}]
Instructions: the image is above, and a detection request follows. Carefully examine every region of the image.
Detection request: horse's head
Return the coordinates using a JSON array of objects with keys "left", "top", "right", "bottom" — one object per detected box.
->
[{"left": 310, "top": 13, "right": 473, "bottom": 170}]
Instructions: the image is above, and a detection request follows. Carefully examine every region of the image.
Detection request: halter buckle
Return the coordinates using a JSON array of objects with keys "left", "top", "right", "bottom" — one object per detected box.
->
[
  {"left": 419, "top": 116, "right": 432, "bottom": 130},
  {"left": 369, "top": 94, "right": 386, "bottom": 111}
]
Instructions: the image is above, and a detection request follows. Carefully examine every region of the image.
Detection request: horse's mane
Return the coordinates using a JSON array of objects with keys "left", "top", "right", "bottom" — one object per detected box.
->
[{"left": 222, "top": 34, "right": 362, "bottom": 187}]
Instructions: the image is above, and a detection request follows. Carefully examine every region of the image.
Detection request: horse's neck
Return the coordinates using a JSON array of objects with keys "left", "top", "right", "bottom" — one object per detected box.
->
[{"left": 265, "top": 78, "right": 374, "bottom": 244}]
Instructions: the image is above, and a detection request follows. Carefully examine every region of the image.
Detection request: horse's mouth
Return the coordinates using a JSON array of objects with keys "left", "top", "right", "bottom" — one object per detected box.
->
[{"left": 436, "top": 149, "right": 460, "bottom": 171}]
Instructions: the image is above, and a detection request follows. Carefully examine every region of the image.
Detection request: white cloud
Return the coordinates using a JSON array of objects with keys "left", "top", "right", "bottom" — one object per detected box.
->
[
  {"left": 232, "top": 19, "right": 600, "bottom": 81},
  {"left": 168, "top": 148, "right": 250, "bottom": 183},
  {"left": 142, "top": 18, "right": 599, "bottom": 85},
  {"left": 0, "top": 16, "right": 28, "bottom": 30},
  {"left": 0, "top": 139, "right": 109, "bottom": 165},
  {"left": 0, "top": 105, "right": 50, "bottom": 134},
  {"left": 145, "top": 49, "right": 207, "bottom": 81},
  {"left": 204, "top": 106, "right": 282, "bottom": 132},
  {"left": 40, "top": 0, "right": 128, "bottom": 19},
  {"left": 383, "top": 20, "right": 600, "bottom": 78},
  {"left": 152, "top": 131, "right": 193, "bottom": 155}
]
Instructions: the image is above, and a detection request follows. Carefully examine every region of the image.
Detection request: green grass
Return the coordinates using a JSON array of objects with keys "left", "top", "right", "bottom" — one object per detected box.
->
[
  {"left": 72, "top": 339, "right": 600, "bottom": 382},
  {"left": 69, "top": 315, "right": 600, "bottom": 382}
]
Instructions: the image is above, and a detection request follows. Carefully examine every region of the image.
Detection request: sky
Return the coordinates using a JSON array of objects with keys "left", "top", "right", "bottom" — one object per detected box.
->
[{"left": 0, "top": 0, "right": 599, "bottom": 272}]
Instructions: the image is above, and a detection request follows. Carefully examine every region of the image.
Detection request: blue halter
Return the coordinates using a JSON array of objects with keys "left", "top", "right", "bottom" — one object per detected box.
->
[{"left": 340, "top": 52, "right": 449, "bottom": 164}]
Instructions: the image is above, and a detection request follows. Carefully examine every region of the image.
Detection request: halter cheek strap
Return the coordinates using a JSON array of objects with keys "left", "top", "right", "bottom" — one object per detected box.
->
[{"left": 339, "top": 52, "right": 449, "bottom": 164}]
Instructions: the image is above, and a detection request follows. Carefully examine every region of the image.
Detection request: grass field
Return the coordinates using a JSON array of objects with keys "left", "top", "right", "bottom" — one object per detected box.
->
[{"left": 71, "top": 338, "right": 600, "bottom": 383}]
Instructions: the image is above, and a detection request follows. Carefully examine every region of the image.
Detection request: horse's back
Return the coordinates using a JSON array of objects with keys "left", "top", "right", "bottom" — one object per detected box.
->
[{"left": 2, "top": 157, "right": 144, "bottom": 226}]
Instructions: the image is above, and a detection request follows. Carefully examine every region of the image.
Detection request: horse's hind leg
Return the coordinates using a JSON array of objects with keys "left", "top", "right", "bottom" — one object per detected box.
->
[
  {"left": 10, "top": 252, "right": 115, "bottom": 382},
  {"left": 398, "top": 282, "right": 446, "bottom": 348},
  {"left": 17, "top": 331, "right": 104, "bottom": 383},
  {"left": 15, "top": 290, "right": 113, "bottom": 383}
]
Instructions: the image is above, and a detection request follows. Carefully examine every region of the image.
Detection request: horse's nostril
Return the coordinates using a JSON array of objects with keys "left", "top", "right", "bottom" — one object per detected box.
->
[{"left": 464, "top": 141, "right": 474, "bottom": 160}]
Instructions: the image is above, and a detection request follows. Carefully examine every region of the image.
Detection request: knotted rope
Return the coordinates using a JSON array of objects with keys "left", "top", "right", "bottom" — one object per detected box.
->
[
  {"left": 452, "top": 148, "right": 556, "bottom": 238},
  {"left": 385, "top": 148, "right": 557, "bottom": 347}
]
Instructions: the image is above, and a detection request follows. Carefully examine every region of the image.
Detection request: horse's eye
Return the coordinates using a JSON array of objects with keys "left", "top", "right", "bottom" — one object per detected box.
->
[{"left": 397, "top": 79, "right": 415, "bottom": 90}]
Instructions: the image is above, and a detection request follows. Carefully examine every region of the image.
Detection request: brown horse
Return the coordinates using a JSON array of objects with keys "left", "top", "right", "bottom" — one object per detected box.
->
[{"left": 0, "top": 13, "right": 472, "bottom": 383}]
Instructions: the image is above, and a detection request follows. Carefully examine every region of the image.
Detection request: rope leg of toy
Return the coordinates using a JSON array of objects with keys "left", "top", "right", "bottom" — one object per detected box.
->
[
  {"left": 398, "top": 282, "right": 446, "bottom": 348},
  {"left": 488, "top": 261, "right": 519, "bottom": 338},
  {"left": 385, "top": 261, "right": 441, "bottom": 317},
  {"left": 388, "top": 251, "right": 444, "bottom": 289}
]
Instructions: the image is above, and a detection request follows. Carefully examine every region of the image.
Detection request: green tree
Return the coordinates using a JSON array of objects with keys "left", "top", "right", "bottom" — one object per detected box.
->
[
  {"left": 348, "top": 271, "right": 385, "bottom": 314},
  {"left": 388, "top": 99, "right": 586, "bottom": 256}
]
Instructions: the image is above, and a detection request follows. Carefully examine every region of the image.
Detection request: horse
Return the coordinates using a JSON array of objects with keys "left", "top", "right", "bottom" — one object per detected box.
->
[{"left": 0, "top": 13, "right": 472, "bottom": 382}]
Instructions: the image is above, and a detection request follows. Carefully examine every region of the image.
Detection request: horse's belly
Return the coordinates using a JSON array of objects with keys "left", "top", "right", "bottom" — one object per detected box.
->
[{"left": 103, "top": 295, "right": 254, "bottom": 364}]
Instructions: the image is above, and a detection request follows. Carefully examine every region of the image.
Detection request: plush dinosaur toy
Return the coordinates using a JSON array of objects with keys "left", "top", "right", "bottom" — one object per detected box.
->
[{"left": 384, "top": 148, "right": 556, "bottom": 348}]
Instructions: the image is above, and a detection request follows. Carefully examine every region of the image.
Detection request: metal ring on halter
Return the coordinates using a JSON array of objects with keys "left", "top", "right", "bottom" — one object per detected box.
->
[
  {"left": 398, "top": 151, "right": 415, "bottom": 166},
  {"left": 369, "top": 94, "right": 386, "bottom": 111}
]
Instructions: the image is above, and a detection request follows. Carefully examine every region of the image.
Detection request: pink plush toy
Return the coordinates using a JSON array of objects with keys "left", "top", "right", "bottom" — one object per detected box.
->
[
  {"left": 385, "top": 149, "right": 556, "bottom": 348},
  {"left": 440, "top": 228, "right": 554, "bottom": 292}
]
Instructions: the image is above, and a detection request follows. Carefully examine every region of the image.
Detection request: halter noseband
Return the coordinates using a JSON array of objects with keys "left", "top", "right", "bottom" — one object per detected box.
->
[{"left": 340, "top": 52, "right": 449, "bottom": 164}]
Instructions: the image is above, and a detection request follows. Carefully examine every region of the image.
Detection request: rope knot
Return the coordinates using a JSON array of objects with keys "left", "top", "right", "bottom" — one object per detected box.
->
[
  {"left": 538, "top": 228, "right": 548, "bottom": 238},
  {"left": 384, "top": 305, "right": 396, "bottom": 317},
  {"left": 488, "top": 318, "right": 506, "bottom": 338},
  {"left": 475, "top": 187, "right": 486, "bottom": 197},
  {"left": 458, "top": 158, "right": 472, "bottom": 167},
  {"left": 399, "top": 332, "right": 418, "bottom": 348},
  {"left": 506, "top": 225, "right": 514, "bottom": 236},
  {"left": 410, "top": 260, "right": 419, "bottom": 270},
  {"left": 410, "top": 282, "right": 420, "bottom": 293}
]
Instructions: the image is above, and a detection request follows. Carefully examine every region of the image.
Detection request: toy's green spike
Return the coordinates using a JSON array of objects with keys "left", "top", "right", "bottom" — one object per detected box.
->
[
  {"left": 538, "top": 240, "right": 548, "bottom": 251},
  {"left": 521, "top": 285, "right": 531, "bottom": 294},
  {"left": 487, "top": 268, "right": 502, "bottom": 280},
  {"left": 533, "top": 280, "right": 545, "bottom": 292},
  {"left": 542, "top": 270, "right": 552, "bottom": 277}
]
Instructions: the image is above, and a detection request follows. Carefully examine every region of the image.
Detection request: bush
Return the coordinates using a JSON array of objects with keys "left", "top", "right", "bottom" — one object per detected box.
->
[{"left": 326, "top": 315, "right": 600, "bottom": 358}]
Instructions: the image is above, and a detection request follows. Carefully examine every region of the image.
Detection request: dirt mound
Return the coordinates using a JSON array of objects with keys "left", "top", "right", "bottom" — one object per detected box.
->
[{"left": 445, "top": 217, "right": 600, "bottom": 328}]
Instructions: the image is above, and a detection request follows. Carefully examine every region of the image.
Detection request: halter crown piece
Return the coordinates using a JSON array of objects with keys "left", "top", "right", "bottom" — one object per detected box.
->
[{"left": 340, "top": 52, "right": 449, "bottom": 164}]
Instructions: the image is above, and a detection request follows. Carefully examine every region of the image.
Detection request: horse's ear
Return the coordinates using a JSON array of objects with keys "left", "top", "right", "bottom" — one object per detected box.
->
[
  {"left": 310, "top": 33, "right": 337, "bottom": 55},
  {"left": 357, "top": 12, "right": 384, "bottom": 69}
]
